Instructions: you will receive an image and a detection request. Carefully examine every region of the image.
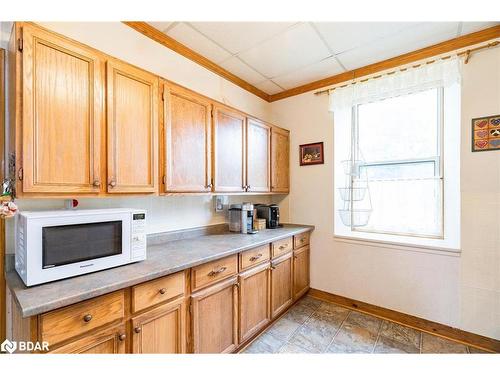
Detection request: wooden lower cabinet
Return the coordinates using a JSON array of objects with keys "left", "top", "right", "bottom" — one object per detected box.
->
[
  {"left": 131, "top": 298, "right": 186, "bottom": 353},
  {"left": 13, "top": 233, "right": 312, "bottom": 354},
  {"left": 293, "top": 246, "right": 310, "bottom": 300},
  {"left": 270, "top": 252, "right": 293, "bottom": 318},
  {"left": 238, "top": 262, "right": 271, "bottom": 343},
  {"left": 191, "top": 276, "right": 239, "bottom": 353},
  {"left": 50, "top": 324, "right": 126, "bottom": 354}
]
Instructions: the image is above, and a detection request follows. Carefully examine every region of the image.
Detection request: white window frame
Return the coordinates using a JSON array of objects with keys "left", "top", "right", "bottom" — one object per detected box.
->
[
  {"left": 333, "top": 83, "right": 461, "bottom": 252},
  {"left": 351, "top": 87, "right": 444, "bottom": 239}
]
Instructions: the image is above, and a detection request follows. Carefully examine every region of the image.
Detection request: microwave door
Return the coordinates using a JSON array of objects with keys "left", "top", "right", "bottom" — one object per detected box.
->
[{"left": 42, "top": 221, "right": 123, "bottom": 269}]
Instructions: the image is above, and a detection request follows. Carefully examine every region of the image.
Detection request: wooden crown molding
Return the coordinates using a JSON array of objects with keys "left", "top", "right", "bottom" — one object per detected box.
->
[
  {"left": 268, "top": 25, "right": 500, "bottom": 102},
  {"left": 124, "top": 23, "right": 500, "bottom": 103},
  {"left": 122, "top": 21, "right": 270, "bottom": 102}
]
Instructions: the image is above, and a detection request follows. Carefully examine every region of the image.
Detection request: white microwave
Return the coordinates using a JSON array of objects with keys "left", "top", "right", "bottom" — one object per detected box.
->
[{"left": 15, "top": 208, "right": 147, "bottom": 286}]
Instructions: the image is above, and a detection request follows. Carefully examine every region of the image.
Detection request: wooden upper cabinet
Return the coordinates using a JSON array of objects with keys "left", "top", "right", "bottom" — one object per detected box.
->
[
  {"left": 106, "top": 59, "right": 158, "bottom": 193},
  {"left": 21, "top": 24, "right": 104, "bottom": 193},
  {"left": 246, "top": 118, "right": 271, "bottom": 192},
  {"left": 212, "top": 105, "right": 246, "bottom": 192},
  {"left": 162, "top": 83, "right": 212, "bottom": 193},
  {"left": 271, "top": 126, "right": 290, "bottom": 193}
]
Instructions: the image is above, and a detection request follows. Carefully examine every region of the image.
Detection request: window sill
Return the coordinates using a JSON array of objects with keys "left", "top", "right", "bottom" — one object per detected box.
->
[{"left": 333, "top": 235, "right": 461, "bottom": 257}]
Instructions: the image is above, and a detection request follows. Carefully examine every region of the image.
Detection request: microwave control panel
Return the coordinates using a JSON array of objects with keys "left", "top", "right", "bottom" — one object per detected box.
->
[{"left": 131, "top": 212, "right": 147, "bottom": 261}]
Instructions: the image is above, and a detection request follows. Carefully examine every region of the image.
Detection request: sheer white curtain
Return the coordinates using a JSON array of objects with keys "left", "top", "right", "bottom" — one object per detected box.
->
[{"left": 328, "top": 56, "right": 463, "bottom": 112}]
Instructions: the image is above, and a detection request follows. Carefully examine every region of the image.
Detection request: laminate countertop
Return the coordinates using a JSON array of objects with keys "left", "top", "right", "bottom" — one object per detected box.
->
[{"left": 6, "top": 224, "right": 314, "bottom": 318}]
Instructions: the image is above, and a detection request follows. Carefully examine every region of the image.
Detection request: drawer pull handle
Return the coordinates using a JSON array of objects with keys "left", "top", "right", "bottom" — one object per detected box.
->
[
  {"left": 134, "top": 327, "right": 142, "bottom": 334},
  {"left": 119, "top": 333, "right": 126, "bottom": 341},
  {"left": 249, "top": 254, "right": 263, "bottom": 262},
  {"left": 279, "top": 245, "right": 287, "bottom": 250},
  {"left": 208, "top": 266, "right": 227, "bottom": 277},
  {"left": 300, "top": 238, "right": 305, "bottom": 242},
  {"left": 159, "top": 288, "right": 167, "bottom": 295},
  {"left": 83, "top": 314, "right": 93, "bottom": 323}
]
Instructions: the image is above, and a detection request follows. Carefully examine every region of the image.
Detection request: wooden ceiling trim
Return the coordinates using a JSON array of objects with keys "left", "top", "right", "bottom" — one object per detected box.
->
[
  {"left": 122, "top": 21, "right": 270, "bottom": 101},
  {"left": 268, "top": 25, "right": 500, "bottom": 102},
  {"left": 124, "top": 23, "right": 500, "bottom": 103}
]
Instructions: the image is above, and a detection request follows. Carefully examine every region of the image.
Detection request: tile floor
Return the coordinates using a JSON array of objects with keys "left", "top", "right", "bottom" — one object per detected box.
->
[{"left": 242, "top": 296, "right": 491, "bottom": 354}]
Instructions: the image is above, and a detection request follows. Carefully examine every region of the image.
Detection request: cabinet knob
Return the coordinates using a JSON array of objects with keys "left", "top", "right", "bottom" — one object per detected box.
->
[
  {"left": 159, "top": 288, "right": 167, "bottom": 295},
  {"left": 83, "top": 314, "right": 93, "bottom": 323},
  {"left": 247, "top": 185, "right": 251, "bottom": 191},
  {"left": 108, "top": 180, "right": 116, "bottom": 188},
  {"left": 270, "top": 266, "right": 276, "bottom": 270},
  {"left": 93, "top": 180, "right": 101, "bottom": 187},
  {"left": 118, "top": 333, "right": 126, "bottom": 341},
  {"left": 205, "top": 183, "right": 213, "bottom": 189},
  {"left": 134, "top": 327, "right": 142, "bottom": 334}
]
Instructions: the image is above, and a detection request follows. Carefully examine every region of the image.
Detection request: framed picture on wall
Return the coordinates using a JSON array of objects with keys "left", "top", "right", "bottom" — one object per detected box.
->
[{"left": 299, "top": 142, "right": 324, "bottom": 166}]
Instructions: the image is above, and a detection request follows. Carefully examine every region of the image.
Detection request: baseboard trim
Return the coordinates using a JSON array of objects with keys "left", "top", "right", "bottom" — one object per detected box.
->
[{"left": 308, "top": 288, "right": 500, "bottom": 353}]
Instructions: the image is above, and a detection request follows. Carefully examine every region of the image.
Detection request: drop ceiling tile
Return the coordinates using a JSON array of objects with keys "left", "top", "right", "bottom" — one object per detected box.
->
[
  {"left": 337, "top": 22, "right": 459, "bottom": 71},
  {"left": 273, "top": 57, "right": 345, "bottom": 89},
  {"left": 238, "top": 23, "right": 331, "bottom": 79},
  {"left": 313, "top": 22, "right": 420, "bottom": 54},
  {"left": 255, "top": 80, "right": 283, "bottom": 95},
  {"left": 167, "top": 23, "right": 232, "bottom": 64},
  {"left": 167, "top": 22, "right": 231, "bottom": 63},
  {"left": 220, "top": 57, "right": 266, "bottom": 85},
  {"left": 147, "top": 22, "right": 174, "bottom": 32},
  {"left": 189, "top": 22, "right": 296, "bottom": 54},
  {"left": 461, "top": 22, "right": 499, "bottom": 35}
]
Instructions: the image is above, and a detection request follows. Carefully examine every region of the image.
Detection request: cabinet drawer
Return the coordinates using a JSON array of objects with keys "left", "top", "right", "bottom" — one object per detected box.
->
[
  {"left": 191, "top": 255, "right": 238, "bottom": 292},
  {"left": 132, "top": 272, "right": 186, "bottom": 313},
  {"left": 40, "top": 291, "right": 125, "bottom": 346},
  {"left": 239, "top": 244, "right": 270, "bottom": 271},
  {"left": 271, "top": 237, "right": 293, "bottom": 258},
  {"left": 294, "top": 232, "right": 310, "bottom": 249}
]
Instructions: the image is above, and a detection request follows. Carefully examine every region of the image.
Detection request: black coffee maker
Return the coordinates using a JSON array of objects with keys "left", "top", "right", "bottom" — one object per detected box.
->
[{"left": 255, "top": 204, "right": 281, "bottom": 229}]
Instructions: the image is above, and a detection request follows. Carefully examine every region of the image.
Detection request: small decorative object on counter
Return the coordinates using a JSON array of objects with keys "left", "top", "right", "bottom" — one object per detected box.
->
[
  {"left": 1, "top": 178, "right": 17, "bottom": 219},
  {"left": 471, "top": 114, "right": 500, "bottom": 152},
  {"left": 0, "top": 199, "right": 18, "bottom": 219},
  {"left": 254, "top": 218, "right": 266, "bottom": 231}
]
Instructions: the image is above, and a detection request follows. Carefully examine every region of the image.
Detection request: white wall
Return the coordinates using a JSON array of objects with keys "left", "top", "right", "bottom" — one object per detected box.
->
[
  {"left": 1, "top": 22, "right": 275, "bottom": 253},
  {"left": 269, "top": 46, "right": 500, "bottom": 340}
]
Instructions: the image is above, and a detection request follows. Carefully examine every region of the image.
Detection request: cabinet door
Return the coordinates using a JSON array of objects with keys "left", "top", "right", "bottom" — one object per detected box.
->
[
  {"left": 246, "top": 118, "right": 271, "bottom": 192},
  {"left": 271, "top": 127, "right": 290, "bottom": 193},
  {"left": 163, "top": 83, "right": 212, "bottom": 192},
  {"left": 270, "top": 252, "right": 293, "bottom": 318},
  {"left": 191, "top": 276, "right": 238, "bottom": 353},
  {"left": 213, "top": 106, "right": 246, "bottom": 192},
  {"left": 106, "top": 60, "right": 158, "bottom": 193},
  {"left": 21, "top": 24, "right": 104, "bottom": 193},
  {"left": 131, "top": 298, "right": 186, "bottom": 353},
  {"left": 293, "top": 246, "right": 310, "bottom": 301},
  {"left": 238, "top": 262, "right": 271, "bottom": 343},
  {"left": 49, "top": 324, "right": 126, "bottom": 354}
]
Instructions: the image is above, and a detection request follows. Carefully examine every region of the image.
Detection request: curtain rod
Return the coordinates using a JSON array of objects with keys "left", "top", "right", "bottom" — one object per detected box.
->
[{"left": 314, "top": 40, "right": 500, "bottom": 96}]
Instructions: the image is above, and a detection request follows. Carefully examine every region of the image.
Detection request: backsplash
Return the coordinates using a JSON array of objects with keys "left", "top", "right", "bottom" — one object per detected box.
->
[{"left": 4, "top": 195, "right": 279, "bottom": 254}]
